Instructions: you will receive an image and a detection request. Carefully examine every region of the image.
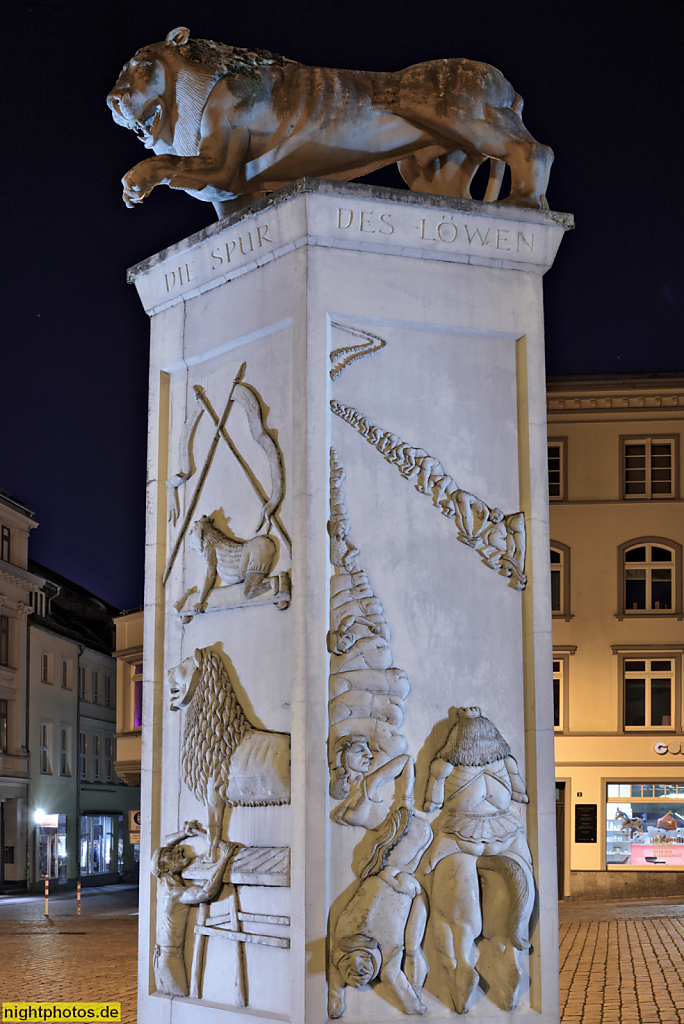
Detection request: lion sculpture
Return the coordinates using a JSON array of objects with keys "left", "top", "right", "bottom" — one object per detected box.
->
[
  {"left": 168, "top": 646, "right": 290, "bottom": 852},
  {"left": 108, "top": 26, "right": 553, "bottom": 216}
]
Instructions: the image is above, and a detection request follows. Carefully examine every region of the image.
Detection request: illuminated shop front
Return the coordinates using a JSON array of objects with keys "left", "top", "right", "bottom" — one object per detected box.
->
[
  {"left": 36, "top": 812, "right": 68, "bottom": 882},
  {"left": 606, "top": 782, "right": 684, "bottom": 867},
  {"left": 555, "top": 734, "right": 684, "bottom": 900},
  {"left": 80, "top": 813, "right": 116, "bottom": 876}
]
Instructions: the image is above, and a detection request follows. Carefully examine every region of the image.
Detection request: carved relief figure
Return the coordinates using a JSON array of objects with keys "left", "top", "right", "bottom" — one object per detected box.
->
[
  {"left": 328, "top": 740, "right": 433, "bottom": 1018},
  {"left": 108, "top": 27, "right": 553, "bottom": 216},
  {"left": 421, "top": 707, "right": 534, "bottom": 1013},
  {"left": 151, "top": 820, "right": 236, "bottom": 996},
  {"left": 164, "top": 365, "right": 291, "bottom": 588},
  {"left": 167, "top": 404, "right": 204, "bottom": 526},
  {"left": 330, "top": 323, "right": 387, "bottom": 381},
  {"left": 168, "top": 647, "right": 290, "bottom": 850},
  {"left": 189, "top": 515, "right": 277, "bottom": 605},
  {"left": 327, "top": 449, "right": 433, "bottom": 1017},
  {"left": 329, "top": 869, "right": 429, "bottom": 1018},
  {"left": 331, "top": 400, "right": 527, "bottom": 589},
  {"left": 328, "top": 449, "right": 410, "bottom": 772}
]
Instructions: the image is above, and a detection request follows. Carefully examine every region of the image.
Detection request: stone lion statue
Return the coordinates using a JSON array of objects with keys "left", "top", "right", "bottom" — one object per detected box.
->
[{"left": 108, "top": 26, "right": 553, "bottom": 216}]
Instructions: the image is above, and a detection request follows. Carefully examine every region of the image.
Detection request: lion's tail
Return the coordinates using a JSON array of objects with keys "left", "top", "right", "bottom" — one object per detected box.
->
[{"left": 483, "top": 92, "right": 524, "bottom": 202}]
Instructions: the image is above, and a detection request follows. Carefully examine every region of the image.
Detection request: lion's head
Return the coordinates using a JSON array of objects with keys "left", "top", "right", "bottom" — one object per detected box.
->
[
  {"left": 167, "top": 648, "right": 203, "bottom": 711},
  {"left": 107, "top": 26, "right": 296, "bottom": 154}
]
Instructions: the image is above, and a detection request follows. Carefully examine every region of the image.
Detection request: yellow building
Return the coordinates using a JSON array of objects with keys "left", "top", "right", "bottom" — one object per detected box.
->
[
  {"left": 548, "top": 373, "right": 684, "bottom": 900},
  {"left": 113, "top": 609, "right": 143, "bottom": 788}
]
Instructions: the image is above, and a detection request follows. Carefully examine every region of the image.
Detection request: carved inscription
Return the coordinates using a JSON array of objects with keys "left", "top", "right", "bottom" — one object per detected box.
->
[
  {"left": 165, "top": 262, "right": 196, "bottom": 292},
  {"left": 210, "top": 225, "right": 273, "bottom": 269},
  {"left": 146, "top": 205, "right": 541, "bottom": 306},
  {"left": 160, "top": 221, "right": 275, "bottom": 297},
  {"left": 337, "top": 207, "right": 535, "bottom": 253},
  {"left": 330, "top": 401, "right": 527, "bottom": 589}
]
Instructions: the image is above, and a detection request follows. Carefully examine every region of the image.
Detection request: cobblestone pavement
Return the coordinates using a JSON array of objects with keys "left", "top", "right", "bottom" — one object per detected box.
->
[
  {"left": 0, "top": 885, "right": 138, "bottom": 1024},
  {"left": 3, "top": 889, "right": 684, "bottom": 1023},
  {"left": 559, "top": 897, "right": 684, "bottom": 1024}
]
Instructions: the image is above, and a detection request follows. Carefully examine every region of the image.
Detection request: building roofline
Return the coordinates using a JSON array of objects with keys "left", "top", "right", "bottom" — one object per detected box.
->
[
  {"left": 0, "top": 489, "right": 36, "bottom": 522},
  {"left": 547, "top": 372, "right": 684, "bottom": 390}
]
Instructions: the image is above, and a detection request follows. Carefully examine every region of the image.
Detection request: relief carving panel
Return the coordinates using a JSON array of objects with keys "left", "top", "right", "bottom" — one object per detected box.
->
[
  {"left": 327, "top": 447, "right": 534, "bottom": 1017},
  {"left": 331, "top": 400, "right": 527, "bottom": 589}
]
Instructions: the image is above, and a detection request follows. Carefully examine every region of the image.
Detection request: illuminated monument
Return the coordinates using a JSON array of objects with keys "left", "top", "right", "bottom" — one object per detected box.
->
[{"left": 110, "top": 26, "right": 572, "bottom": 1024}]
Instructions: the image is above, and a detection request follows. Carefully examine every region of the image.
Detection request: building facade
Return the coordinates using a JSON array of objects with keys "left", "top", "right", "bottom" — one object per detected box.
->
[
  {"left": 28, "top": 563, "right": 141, "bottom": 889},
  {"left": 0, "top": 492, "right": 43, "bottom": 891},
  {"left": 0, "top": 486, "right": 140, "bottom": 892},
  {"left": 549, "top": 374, "right": 684, "bottom": 900},
  {"left": 113, "top": 609, "right": 143, "bottom": 789}
]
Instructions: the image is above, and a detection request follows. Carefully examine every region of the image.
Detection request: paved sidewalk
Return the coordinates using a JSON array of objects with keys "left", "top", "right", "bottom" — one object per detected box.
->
[
  {"left": 559, "top": 897, "right": 684, "bottom": 1024},
  {"left": 0, "top": 885, "right": 139, "bottom": 1023},
  {"left": 3, "top": 888, "right": 684, "bottom": 1022}
]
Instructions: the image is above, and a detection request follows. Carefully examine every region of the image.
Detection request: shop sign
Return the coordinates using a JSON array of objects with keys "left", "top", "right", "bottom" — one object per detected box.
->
[
  {"left": 129, "top": 809, "right": 141, "bottom": 842},
  {"left": 654, "top": 742, "right": 684, "bottom": 755},
  {"left": 575, "top": 803, "right": 597, "bottom": 843}
]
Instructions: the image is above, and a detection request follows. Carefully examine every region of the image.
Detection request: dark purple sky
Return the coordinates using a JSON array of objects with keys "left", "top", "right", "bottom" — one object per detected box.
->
[{"left": 4, "top": 0, "right": 682, "bottom": 609}]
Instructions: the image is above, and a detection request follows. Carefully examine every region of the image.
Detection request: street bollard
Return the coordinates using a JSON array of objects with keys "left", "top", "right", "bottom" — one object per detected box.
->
[
  {"left": 44, "top": 874, "right": 49, "bottom": 916},
  {"left": 77, "top": 881, "right": 81, "bottom": 916}
]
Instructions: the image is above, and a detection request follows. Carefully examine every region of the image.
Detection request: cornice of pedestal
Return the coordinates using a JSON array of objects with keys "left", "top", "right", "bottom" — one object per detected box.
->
[{"left": 128, "top": 178, "right": 574, "bottom": 317}]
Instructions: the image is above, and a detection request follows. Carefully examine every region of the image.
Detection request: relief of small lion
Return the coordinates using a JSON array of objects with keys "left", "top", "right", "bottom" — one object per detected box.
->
[
  {"left": 188, "top": 515, "right": 277, "bottom": 611},
  {"left": 108, "top": 26, "right": 553, "bottom": 215}
]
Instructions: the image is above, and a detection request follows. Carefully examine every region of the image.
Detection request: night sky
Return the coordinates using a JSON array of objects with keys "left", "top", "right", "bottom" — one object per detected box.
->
[{"left": 4, "top": 0, "right": 682, "bottom": 609}]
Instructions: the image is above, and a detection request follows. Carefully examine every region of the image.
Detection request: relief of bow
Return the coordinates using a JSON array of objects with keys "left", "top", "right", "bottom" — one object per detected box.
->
[{"left": 162, "top": 364, "right": 291, "bottom": 587}]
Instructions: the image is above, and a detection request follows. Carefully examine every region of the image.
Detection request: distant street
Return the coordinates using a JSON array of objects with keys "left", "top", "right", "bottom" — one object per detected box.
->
[
  {"left": 2, "top": 888, "right": 684, "bottom": 1023},
  {"left": 0, "top": 885, "right": 138, "bottom": 1023}
]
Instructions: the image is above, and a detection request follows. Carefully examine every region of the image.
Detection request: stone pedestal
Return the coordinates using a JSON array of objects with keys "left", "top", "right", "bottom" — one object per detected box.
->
[{"left": 129, "top": 179, "right": 572, "bottom": 1024}]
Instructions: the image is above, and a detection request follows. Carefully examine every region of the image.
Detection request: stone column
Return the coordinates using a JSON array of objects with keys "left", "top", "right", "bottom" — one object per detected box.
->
[{"left": 129, "top": 179, "right": 572, "bottom": 1024}]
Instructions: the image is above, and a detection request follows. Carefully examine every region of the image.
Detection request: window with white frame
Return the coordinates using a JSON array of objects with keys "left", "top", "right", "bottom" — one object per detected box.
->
[
  {"left": 624, "top": 543, "right": 675, "bottom": 612},
  {"left": 41, "top": 652, "right": 51, "bottom": 683},
  {"left": 623, "top": 437, "right": 675, "bottom": 498},
  {"left": 548, "top": 441, "right": 565, "bottom": 500},
  {"left": 79, "top": 732, "right": 87, "bottom": 780},
  {"left": 550, "top": 542, "right": 571, "bottom": 617},
  {"left": 104, "top": 674, "right": 112, "bottom": 708},
  {"left": 550, "top": 549, "right": 562, "bottom": 611},
  {"left": 40, "top": 723, "right": 52, "bottom": 774},
  {"left": 62, "top": 660, "right": 70, "bottom": 688},
  {"left": 623, "top": 658, "right": 675, "bottom": 729},
  {"left": 78, "top": 667, "right": 86, "bottom": 699},
  {"left": 93, "top": 734, "right": 101, "bottom": 780},
  {"left": 553, "top": 659, "right": 563, "bottom": 730},
  {"left": 0, "top": 615, "right": 8, "bottom": 667},
  {"left": 60, "top": 726, "right": 71, "bottom": 776},
  {"left": 1, "top": 526, "right": 10, "bottom": 562},
  {"left": 92, "top": 671, "right": 99, "bottom": 704},
  {"left": 30, "top": 590, "right": 46, "bottom": 616},
  {"left": 105, "top": 736, "right": 113, "bottom": 782}
]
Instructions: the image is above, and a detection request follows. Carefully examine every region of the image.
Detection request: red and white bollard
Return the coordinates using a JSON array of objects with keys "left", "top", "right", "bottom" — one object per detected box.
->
[
  {"left": 44, "top": 874, "right": 49, "bottom": 916},
  {"left": 77, "top": 881, "right": 81, "bottom": 917}
]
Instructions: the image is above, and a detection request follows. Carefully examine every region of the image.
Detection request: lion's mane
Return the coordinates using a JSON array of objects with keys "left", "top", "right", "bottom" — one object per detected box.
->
[{"left": 181, "top": 648, "right": 249, "bottom": 805}]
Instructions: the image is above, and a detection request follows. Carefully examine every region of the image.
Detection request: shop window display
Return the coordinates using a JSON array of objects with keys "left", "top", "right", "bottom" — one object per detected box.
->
[
  {"left": 80, "top": 813, "right": 114, "bottom": 875},
  {"left": 606, "top": 782, "right": 684, "bottom": 868}
]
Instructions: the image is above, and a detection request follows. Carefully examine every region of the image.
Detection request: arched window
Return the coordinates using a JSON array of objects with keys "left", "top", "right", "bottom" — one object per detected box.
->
[
  {"left": 623, "top": 542, "right": 676, "bottom": 613},
  {"left": 550, "top": 542, "right": 571, "bottom": 619}
]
